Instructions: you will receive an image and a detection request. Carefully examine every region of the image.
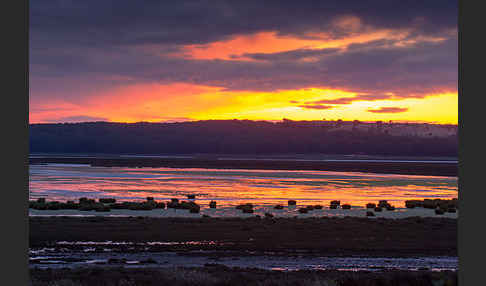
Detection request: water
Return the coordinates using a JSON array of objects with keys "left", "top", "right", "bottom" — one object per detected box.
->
[
  {"left": 29, "top": 163, "right": 457, "bottom": 218},
  {"left": 29, "top": 164, "right": 458, "bottom": 271},
  {"left": 29, "top": 244, "right": 457, "bottom": 271}
]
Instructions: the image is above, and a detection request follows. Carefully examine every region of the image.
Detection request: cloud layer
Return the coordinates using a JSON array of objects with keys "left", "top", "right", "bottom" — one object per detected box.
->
[
  {"left": 367, "top": 107, "right": 409, "bottom": 113},
  {"left": 29, "top": 0, "right": 458, "bottom": 123}
]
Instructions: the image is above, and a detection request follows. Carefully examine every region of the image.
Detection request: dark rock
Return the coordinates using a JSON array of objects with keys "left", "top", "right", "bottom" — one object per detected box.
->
[
  {"left": 452, "top": 198, "right": 458, "bottom": 209},
  {"left": 378, "top": 201, "right": 390, "bottom": 208},
  {"left": 237, "top": 203, "right": 254, "bottom": 213},
  {"left": 423, "top": 199, "right": 436, "bottom": 209},
  {"left": 129, "top": 202, "right": 154, "bottom": 210},
  {"left": 166, "top": 201, "right": 179, "bottom": 208},
  {"left": 405, "top": 200, "right": 420, "bottom": 208},
  {"left": 274, "top": 204, "right": 284, "bottom": 210},
  {"left": 341, "top": 204, "right": 351, "bottom": 210},
  {"left": 189, "top": 202, "right": 201, "bottom": 213},
  {"left": 99, "top": 198, "right": 116, "bottom": 204},
  {"left": 366, "top": 203, "right": 376, "bottom": 209},
  {"left": 179, "top": 201, "right": 192, "bottom": 209}
]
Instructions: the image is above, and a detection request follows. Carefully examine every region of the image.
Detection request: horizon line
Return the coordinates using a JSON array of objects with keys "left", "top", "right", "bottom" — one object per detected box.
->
[{"left": 29, "top": 119, "right": 458, "bottom": 126}]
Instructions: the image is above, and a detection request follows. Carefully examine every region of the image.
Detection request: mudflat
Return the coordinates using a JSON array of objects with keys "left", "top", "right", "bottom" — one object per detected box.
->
[{"left": 29, "top": 216, "right": 457, "bottom": 257}]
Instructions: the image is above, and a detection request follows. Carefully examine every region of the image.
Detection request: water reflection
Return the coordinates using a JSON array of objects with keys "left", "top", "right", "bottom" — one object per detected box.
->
[{"left": 29, "top": 164, "right": 457, "bottom": 208}]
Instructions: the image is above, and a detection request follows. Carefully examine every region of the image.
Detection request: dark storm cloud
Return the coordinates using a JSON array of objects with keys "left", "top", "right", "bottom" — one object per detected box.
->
[
  {"left": 30, "top": 0, "right": 457, "bottom": 102},
  {"left": 192, "top": 37, "right": 457, "bottom": 95},
  {"left": 30, "top": 0, "right": 456, "bottom": 48},
  {"left": 30, "top": 36, "right": 457, "bottom": 98},
  {"left": 367, "top": 107, "right": 409, "bottom": 113}
]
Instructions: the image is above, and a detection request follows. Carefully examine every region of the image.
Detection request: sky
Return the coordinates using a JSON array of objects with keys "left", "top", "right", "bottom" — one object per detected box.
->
[{"left": 29, "top": 0, "right": 458, "bottom": 124}]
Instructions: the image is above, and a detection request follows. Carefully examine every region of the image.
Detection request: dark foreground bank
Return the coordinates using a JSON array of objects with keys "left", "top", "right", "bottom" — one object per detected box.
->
[
  {"left": 30, "top": 266, "right": 457, "bottom": 286},
  {"left": 29, "top": 216, "right": 457, "bottom": 257},
  {"left": 29, "top": 156, "right": 458, "bottom": 176}
]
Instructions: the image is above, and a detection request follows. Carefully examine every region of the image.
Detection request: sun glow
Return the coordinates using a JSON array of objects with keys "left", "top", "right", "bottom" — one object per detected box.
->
[{"left": 29, "top": 81, "right": 457, "bottom": 124}]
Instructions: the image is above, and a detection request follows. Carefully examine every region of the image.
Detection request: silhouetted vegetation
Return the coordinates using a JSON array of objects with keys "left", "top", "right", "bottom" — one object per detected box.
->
[{"left": 29, "top": 121, "right": 457, "bottom": 156}]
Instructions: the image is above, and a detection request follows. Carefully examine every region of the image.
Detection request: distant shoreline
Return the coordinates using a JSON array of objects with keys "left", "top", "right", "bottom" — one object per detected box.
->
[
  {"left": 29, "top": 121, "right": 458, "bottom": 157},
  {"left": 29, "top": 156, "right": 458, "bottom": 177}
]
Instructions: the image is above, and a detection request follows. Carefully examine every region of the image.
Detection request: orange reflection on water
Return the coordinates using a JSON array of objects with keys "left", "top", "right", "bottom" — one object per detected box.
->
[{"left": 29, "top": 165, "right": 457, "bottom": 208}]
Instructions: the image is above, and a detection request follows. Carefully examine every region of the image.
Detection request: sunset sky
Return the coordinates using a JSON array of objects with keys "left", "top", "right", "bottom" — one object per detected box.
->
[{"left": 29, "top": 0, "right": 458, "bottom": 124}]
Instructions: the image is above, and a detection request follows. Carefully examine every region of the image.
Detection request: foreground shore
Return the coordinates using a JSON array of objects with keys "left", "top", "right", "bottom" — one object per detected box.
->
[
  {"left": 29, "top": 156, "right": 457, "bottom": 176},
  {"left": 30, "top": 266, "right": 457, "bottom": 286},
  {"left": 30, "top": 216, "right": 457, "bottom": 257}
]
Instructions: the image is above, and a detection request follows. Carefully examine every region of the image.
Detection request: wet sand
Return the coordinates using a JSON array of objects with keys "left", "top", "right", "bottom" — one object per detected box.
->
[
  {"left": 29, "top": 216, "right": 457, "bottom": 257},
  {"left": 29, "top": 156, "right": 457, "bottom": 176}
]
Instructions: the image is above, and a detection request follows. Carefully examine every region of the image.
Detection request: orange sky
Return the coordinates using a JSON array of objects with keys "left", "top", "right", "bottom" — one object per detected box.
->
[
  {"left": 30, "top": 82, "right": 458, "bottom": 124},
  {"left": 30, "top": 16, "right": 457, "bottom": 124}
]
